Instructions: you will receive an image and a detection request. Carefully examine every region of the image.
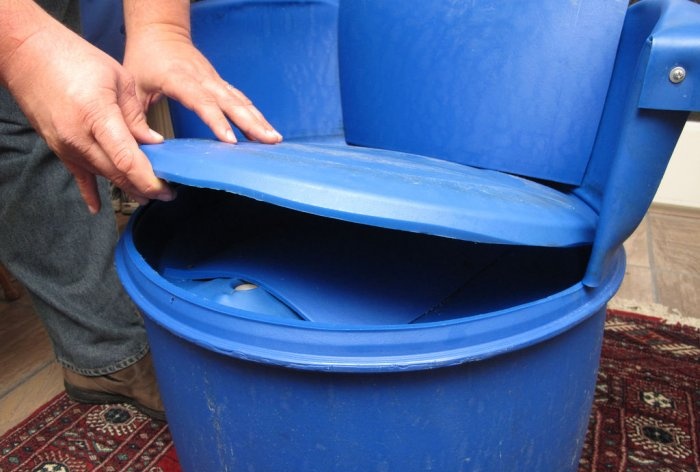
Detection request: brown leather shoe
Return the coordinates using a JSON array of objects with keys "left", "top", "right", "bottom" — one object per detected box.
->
[{"left": 63, "top": 353, "right": 166, "bottom": 421}]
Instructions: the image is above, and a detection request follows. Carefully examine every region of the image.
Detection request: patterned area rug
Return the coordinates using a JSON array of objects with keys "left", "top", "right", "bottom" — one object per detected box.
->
[
  {"left": 0, "top": 400, "right": 179, "bottom": 472},
  {"left": 579, "top": 310, "right": 700, "bottom": 472},
  {"left": 1, "top": 310, "right": 698, "bottom": 472}
]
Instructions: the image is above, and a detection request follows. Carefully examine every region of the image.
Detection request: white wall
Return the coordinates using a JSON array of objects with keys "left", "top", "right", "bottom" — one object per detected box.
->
[{"left": 654, "top": 114, "right": 700, "bottom": 209}]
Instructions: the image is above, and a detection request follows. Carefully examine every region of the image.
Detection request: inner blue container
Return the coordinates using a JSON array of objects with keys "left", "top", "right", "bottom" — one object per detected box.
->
[{"left": 116, "top": 187, "right": 625, "bottom": 472}]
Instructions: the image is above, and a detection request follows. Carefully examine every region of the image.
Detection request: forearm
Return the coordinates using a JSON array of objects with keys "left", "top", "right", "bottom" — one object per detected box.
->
[{"left": 0, "top": 0, "right": 59, "bottom": 88}]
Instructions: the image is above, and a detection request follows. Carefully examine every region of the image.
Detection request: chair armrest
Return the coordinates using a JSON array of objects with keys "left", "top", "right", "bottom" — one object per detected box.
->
[{"left": 584, "top": 0, "right": 700, "bottom": 286}]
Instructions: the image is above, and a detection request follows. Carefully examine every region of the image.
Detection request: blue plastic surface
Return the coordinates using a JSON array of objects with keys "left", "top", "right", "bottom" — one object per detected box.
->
[
  {"left": 168, "top": 277, "right": 302, "bottom": 321},
  {"left": 152, "top": 190, "right": 591, "bottom": 325},
  {"left": 115, "top": 189, "right": 625, "bottom": 471},
  {"left": 143, "top": 139, "right": 598, "bottom": 247},
  {"left": 338, "top": 0, "right": 628, "bottom": 185},
  {"left": 638, "top": 1, "right": 700, "bottom": 111},
  {"left": 153, "top": 0, "right": 700, "bottom": 286},
  {"left": 117, "top": 189, "right": 623, "bottom": 370},
  {"left": 144, "top": 307, "right": 608, "bottom": 472},
  {"left": 580, "top": 0, "right": 699, "bottom": 285},
  {"left": 113, "top": 1, "right": 700, "bottom": 470},
  {"left": 79, "top": 0, "right": 125, "bottom": 61}
]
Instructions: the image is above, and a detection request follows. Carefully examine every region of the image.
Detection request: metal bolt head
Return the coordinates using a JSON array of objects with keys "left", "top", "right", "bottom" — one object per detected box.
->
[{"left": 669, "top": 66, "right": 686, "bottom": 84}]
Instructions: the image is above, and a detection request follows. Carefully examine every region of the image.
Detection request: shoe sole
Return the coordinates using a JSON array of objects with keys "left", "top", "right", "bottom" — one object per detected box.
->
[{"left": 64, "top": 381, "right": 166, "bottom": 421}]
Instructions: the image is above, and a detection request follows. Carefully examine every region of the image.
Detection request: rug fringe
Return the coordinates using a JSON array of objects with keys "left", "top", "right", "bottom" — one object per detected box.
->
[{"left": 609, "top": 298, "right": 700, "bottom": 329}]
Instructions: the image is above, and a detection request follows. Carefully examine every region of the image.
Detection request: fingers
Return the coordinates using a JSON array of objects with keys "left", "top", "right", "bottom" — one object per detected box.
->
[
  {"left": 104, "top": 76, "right": 175, "bottom": 202},
  {"left": 89, "top": 103, "right": 175, "bottom": 203},
  {"left": 54, "top": 90, "right": 174, "bottom": 212},
  {"left": 123, "top": 35, "right": 281, "bottom": 145},
  {"left": 65, "top": 162, "right": 102, "bottom": 214},
  {"left": 117, "top": 74, "right": 165, "bottom": 145},
  {"left": 62, "top": 138, "right": 165, "bottom": 212},
  {"left": 164, "top": 75, "right": 282, "bottom": 145},
  {"left": 56, "top": 93, "right": 174, "bottom": 208},
  {"left": 220, "top": 84, "right": 281, "bottom": 143},
  {"left": 7, "top": 19, "right": 176, "bottom": 214}
]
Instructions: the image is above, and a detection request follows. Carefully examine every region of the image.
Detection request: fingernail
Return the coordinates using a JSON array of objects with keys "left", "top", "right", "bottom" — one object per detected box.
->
[
  {"left": 267, "top": 129, "right": 283, "bottom": 141},
  {"left": 225, "top": 129, "right": 237, "bottom": 143},
  {"left": 158, "top": 189, "right": 176, "bottom": 201},
  {"left": 87, "top": 204, "right": 99, "bottom": 215},
  {"left": 149, "top": 129, "right": 164, "bottom": 142}
]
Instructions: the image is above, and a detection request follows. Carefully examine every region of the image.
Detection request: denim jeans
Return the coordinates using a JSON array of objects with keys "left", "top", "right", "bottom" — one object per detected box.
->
[{"left": 0, "top": 0, "right": 149, "bottom": 376}]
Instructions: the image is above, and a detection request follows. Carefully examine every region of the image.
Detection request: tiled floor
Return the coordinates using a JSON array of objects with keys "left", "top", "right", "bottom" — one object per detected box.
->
[
  {"left": 1, "top": 205, "right": 699, "bottom": 436},
  {"left": 611, "top": 204, "right": 700, "bottom": 322}
]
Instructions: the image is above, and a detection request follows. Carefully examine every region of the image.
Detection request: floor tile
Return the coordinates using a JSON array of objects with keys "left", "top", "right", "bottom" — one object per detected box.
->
[
  {"left": 0, "top": 361, "right": 63, "bottom": 436},
  {"left": 613, "top": 265, "right": 655, "bottom": 304},
  {"left": 649, "top": 213, "right": 700, "bottom": 275},
  {"left": 654, "top": 269, "right": 700, "bottom": 320},
  {"left": 0, "top": 290, "right": 55, "bottom": 397}
]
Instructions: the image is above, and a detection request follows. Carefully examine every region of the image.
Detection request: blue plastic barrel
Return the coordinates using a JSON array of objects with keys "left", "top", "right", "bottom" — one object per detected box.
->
[{"left": 115, "top": 187, "right": 625, "bottom": 472}]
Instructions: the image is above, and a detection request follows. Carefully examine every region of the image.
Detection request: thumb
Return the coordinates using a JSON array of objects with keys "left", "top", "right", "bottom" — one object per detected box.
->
[{"left": 118, "top": 75, "right": 164, "bottom": 144}]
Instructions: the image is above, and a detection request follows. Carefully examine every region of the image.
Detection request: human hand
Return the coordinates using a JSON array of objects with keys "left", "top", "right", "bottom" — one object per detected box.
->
[
  {"left": 1, "top": 8, "right": 175, "bottom": 214},
  {"left": 123, "top": 21, "right": 282, "bottom": 144}
]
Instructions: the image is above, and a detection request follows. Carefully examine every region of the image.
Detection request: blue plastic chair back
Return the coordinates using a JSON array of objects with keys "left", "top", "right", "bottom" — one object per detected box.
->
[{"left": 338, "top": 0, "right": 628, "bottom": 185}]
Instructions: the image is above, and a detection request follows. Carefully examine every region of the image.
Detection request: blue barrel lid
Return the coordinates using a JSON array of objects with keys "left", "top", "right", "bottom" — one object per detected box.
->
[{"left": 142, "top": 139, "right": 598, "bottom": 247}]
